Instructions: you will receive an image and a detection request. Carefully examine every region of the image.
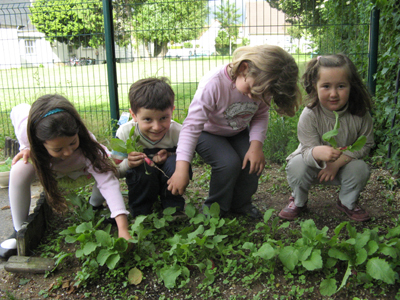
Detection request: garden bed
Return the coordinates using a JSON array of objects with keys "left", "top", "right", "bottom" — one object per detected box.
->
[{"left": 0, "top": 162, "right": 399, "bottom": 300}]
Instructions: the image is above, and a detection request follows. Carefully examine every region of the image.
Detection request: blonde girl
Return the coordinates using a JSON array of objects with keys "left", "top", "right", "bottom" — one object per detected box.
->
[{"left": 168, "top": 44, "right": 301, "bottom": 219}]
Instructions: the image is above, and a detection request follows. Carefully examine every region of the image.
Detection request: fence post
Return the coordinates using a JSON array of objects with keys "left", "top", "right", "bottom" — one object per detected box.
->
[
  {"left": 367, "top": 8, "right": 379, "bottom": 96},
  {"left": 102, "top": 0, "right": 119, "bottom": 134}
]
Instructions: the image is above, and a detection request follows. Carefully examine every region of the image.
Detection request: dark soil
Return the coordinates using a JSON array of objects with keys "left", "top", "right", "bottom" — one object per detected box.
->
[{"left": 0, "top": 162, "right": 399, "bottom": 300}]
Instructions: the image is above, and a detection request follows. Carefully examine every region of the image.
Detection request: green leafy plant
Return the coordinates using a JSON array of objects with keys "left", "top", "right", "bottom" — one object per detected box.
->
[
  {"left": 322, "top": 111, "right": 367, "bottom": 151},
  {"left": 110, "top": 126, "right": 143, "bottom": 155},
  {"left": 110, "top": 125, "right": 168, "bottom": 177},
  {"left": 0, "top": 157, "right": 12, "bottom": 172}
]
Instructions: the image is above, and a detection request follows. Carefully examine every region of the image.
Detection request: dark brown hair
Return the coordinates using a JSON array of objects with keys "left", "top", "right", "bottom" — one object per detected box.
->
[
  {"left": 129, "top": 77, "right": 175, "bottom": 114},
  {"left": 302, "top": 54, "right": 372, "bottom": 116},
  {"left": 27, "top": 94, "right": 117, "bottom": 211}
]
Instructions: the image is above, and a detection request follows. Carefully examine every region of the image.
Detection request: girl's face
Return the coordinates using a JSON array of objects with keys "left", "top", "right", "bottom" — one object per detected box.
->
[
  {"left": 130, "top": 107, "right": 173, "bottom": 142},
  {"left": 43, "top": 134, "right": 80, "bottom": 160},
  {"left": 235, "top": 74, "right": 255, "bottom": 99},
  {"left": 317, "top": 66, "right": 350, "bottom": 111},
  {"left": 234, "top": 62, "right": 255, "bottom": 99}
]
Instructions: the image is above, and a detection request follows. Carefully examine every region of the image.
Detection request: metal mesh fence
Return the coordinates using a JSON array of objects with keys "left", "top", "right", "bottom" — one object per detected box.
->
[{"left": 0, "top": 0, "right": 371, "bottom": 143}]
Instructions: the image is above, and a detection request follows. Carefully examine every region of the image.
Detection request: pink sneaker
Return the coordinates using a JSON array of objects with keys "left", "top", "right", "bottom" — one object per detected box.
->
[
  {"left": 278, "top": 196, "right": 307, "bottom": 221},
  {"left": 336, "top": 200, "right": 370, "bottom": 222}
]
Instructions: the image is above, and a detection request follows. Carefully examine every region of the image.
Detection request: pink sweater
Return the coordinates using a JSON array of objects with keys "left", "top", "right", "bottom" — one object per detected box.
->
[
  {"left": 11, "top": 104, "right": 129, "bottom": 218},
  {"left": 176, "top": 65, "right": 270, "bottom": 162}
]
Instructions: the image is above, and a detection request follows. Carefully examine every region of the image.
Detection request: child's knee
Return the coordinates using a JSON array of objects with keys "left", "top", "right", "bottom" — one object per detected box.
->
[
  {"left": 286, "top": 155, "right": 310, "bottom": 179},
  {"left": 10, "top": 160, "right": 35, "bottom": 184},
  {"left": 345, "top": 160, "right": 370, "bottom": 183}
]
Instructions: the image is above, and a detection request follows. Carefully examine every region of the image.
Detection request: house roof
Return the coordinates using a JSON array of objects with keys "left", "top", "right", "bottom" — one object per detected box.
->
[
  {"left": 245, "top": 1, "right": 289, "bottom": 35},
  {"left": 0, "top": 1, "right": 31, "bottom": 28}
]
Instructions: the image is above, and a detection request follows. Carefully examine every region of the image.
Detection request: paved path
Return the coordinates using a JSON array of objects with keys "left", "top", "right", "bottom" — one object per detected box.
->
[{"left": 0, "top": 181, "right": 42, "bottom": 269}]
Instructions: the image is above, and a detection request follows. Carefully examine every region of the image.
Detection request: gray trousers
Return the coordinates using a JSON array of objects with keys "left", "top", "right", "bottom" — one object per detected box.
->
[
  {"left": 196, "top": 129, "right": 260, "bottom": 215},
  {"left": 286, "top": 154, "right": 370, "bottom": 210}
]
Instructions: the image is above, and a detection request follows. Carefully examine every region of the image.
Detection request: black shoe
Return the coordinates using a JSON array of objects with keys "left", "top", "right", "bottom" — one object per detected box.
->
[
  {"left": 0, "top": 231, "right": 18, "bottom": 260},
  {"left": 234, "top": 205, "right": 263, "bottom": 220}
]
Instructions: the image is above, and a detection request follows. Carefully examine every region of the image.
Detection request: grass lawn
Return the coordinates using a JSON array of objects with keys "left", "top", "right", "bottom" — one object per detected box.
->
[{"left": 0, "top": 54, "right": 310, "bottom": 145}]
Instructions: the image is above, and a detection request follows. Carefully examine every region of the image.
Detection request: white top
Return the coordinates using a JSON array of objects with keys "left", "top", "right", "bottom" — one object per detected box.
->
[{"left": 114, "top": 119, "right": 181, "bottom": 176}]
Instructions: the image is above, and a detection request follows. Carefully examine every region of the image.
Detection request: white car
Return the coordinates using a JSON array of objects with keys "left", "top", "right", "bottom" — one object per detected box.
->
[{"left": 165, "top": 48, "right": 194, "bottom": 59}]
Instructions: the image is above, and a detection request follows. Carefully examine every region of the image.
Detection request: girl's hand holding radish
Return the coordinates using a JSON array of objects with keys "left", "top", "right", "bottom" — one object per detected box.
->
[{"left": 312, "top": 145, "right": 342, "bottom": 164}]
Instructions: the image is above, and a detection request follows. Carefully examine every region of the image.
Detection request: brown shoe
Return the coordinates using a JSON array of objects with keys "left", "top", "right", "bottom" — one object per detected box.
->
[
  {"left": 336, "top": 200, "right": 370, "bottom": 222},
  {"left": 278, "top": 196, "right": 307, "bottom": 221}
]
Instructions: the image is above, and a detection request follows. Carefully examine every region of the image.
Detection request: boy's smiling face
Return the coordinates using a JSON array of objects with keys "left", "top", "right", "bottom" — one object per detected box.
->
[{"left": 130, "top": 107, "right": 174, "bottom": 142}]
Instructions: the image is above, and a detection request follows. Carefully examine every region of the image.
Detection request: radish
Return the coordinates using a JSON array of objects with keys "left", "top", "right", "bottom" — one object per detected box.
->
[
  {"left": 143, "top": 157, "right": 170, "bottom": 178},
  {"left": 144, "top": 157, "right": 155, "bottom": 167}
]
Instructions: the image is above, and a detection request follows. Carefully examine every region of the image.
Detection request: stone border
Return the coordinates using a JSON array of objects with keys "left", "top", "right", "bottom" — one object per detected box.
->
[{"left": 17, "top": 192, "right": 52, "bottom": 256}]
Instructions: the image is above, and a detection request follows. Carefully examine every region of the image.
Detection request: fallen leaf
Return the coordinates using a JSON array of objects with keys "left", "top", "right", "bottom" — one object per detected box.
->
[
  {"left": 128, "top": 267, "right": 143, "bottom": 285},
  {"left": 62, "top": 280, "right": 70, "bottom": 289}
]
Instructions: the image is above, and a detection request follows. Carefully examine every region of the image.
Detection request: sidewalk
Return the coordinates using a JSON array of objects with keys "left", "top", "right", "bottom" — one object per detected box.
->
[{"left": 0, "top": 181, "right": 42, "bottom": 269}]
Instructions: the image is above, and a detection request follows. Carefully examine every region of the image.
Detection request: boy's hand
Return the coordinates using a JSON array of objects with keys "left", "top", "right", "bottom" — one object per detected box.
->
[
  {"left": 127, "top": 152, "right": 145, "bottom": 168},
  {"left": 153, "top": 149, "right": 168, "bottom": 164},
  {"left": 12, "top": 149, "right": 30, "bottom": 165},
  {"left": 243, "top": 141, "right": 265, "bottom": 176},
  {"left": 167, "top": 161, "right": 190, "bottom": 195}
]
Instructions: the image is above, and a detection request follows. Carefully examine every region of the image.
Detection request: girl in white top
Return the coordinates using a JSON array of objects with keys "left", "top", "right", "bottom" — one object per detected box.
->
[
  {"left": 0, "top": 94, "right": 131, "bottom": 259},
  {"left": 168, "top": 44, "right": 302, "bottom": 218},
  {"left": 279, "top": 54, "right": 374, "bottom": 222}
]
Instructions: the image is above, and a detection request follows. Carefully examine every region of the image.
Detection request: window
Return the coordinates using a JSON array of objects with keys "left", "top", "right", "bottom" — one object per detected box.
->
[{"left": 25, "top": 40, "right": 36, "bottom": 54}]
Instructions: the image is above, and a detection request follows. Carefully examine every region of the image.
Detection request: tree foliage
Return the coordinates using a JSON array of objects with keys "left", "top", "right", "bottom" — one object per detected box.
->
[
  {"left": 30, "top": 0, "right": 208, "bottom": 56},
  {"left": 30, "top": 0, "right": 106, "bottom": 48},
  {"left": 129, "top": 0, "right": 209, "bottom": 57},
  {"left": 213, "top": 0, "right": 242, "bottom": 55},
  {"left": 371, "top": 0, "right": 400, "bottom": 174}
]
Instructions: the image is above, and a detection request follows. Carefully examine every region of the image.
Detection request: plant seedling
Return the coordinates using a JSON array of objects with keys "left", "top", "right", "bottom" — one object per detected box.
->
[
  {"left": 110, "top": 125, "right": 169, "bottom": 178},
  {"left": 110, "top": 125, "right": 143, "bottom": 155},
  {"left": 322, "top": 111, "right": 366, "bottom": 152},
  {"left": 0, "top": 157, "right": 12, "bottom": 172}
]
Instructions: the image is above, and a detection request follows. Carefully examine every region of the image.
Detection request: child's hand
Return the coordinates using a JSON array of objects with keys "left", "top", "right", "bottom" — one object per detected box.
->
[
  {"left": 114, "top": 214, "right": 133, "bottom": 251},
  {"left": 12, "top": 149, "right": 30, "bottom": 165},
  {"left": 318, "top": 163, "right": 340, "bottom": 182},
  {"left": 153, "top": 149, "right": 168, "bottom": 164},
  {"left": 243, "top": 141, "right": 265, "bottom": 176},
  {"left": 312, "top": 146, "right": 342, "bottom": 163},
  {"left": 167, "top": 161, "right": 190, "bottom": 195},
  {"left": 127, "top": 152, "right": 145, "bottom": 168}
]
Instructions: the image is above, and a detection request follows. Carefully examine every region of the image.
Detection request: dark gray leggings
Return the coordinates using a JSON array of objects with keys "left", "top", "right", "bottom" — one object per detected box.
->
[{"left": 195, "top": 129, "right": 259, "bottom": 215}]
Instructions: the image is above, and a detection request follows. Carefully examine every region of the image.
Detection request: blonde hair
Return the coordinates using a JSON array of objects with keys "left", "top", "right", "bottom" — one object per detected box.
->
[{"left": 230, "top": 44, "right": 301, "bottom": 117}]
